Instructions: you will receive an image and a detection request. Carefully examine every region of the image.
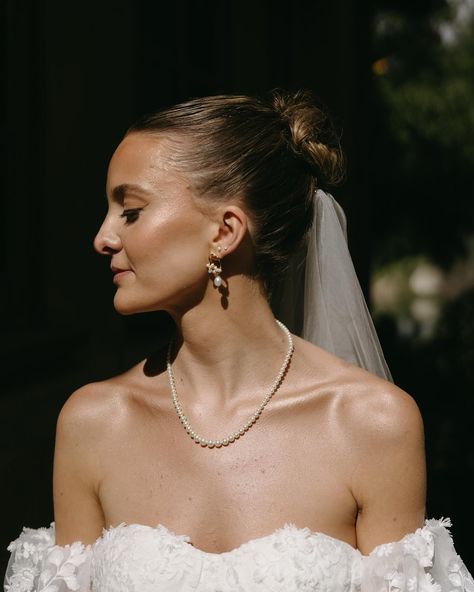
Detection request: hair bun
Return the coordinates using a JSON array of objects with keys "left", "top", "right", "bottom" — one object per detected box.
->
[{"left": 271, "top": 89, "right": 345, "bottom": 187}]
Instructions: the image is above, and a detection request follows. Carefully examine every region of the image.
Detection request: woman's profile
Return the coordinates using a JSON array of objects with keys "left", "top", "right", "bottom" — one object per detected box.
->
[{"left": 5, "top": 90, "right": 473, "bottom": 591}]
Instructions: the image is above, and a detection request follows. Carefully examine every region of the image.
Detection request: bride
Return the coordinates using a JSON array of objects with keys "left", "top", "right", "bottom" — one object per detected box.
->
[{"left": 5, "top": 90, "right": 473, "bottom": 591}]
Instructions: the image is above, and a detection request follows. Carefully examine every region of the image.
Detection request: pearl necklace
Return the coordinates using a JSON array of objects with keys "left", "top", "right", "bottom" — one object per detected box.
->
[{"left": 166, "top": 320, "right": 294, "bottom": 448}]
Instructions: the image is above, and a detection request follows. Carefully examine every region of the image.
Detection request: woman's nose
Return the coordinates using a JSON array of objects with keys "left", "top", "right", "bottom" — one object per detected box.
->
[{"left": 93, "top": 219, "right": 122, "bottom": 255}]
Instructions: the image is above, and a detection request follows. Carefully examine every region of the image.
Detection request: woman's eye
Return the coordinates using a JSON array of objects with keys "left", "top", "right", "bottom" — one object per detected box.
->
[{"left": 120, "top": 208, "right": 143, "bottom": 224}]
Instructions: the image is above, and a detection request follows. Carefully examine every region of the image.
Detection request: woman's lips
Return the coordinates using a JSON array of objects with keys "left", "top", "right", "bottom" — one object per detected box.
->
[{"left": 111, "top": 266, "right": 132, "bottom": 283}]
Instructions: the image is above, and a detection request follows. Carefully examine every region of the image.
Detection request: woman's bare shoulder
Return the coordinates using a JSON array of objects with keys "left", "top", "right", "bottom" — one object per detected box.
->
[
  {"left": 295, "top": 335, "right": 423, "bottom": 442},
  {"left": 297, "top": 338, "right": 425, "bottom": 513},
  {"left": 336, "top": 365, "right": 423, "bottom": 448},
  {"left": 52, "top": 369, "right": 151, "bottom": 545},
  {"left": 57, "top": 363, "right": 150, "bottom": 436}
]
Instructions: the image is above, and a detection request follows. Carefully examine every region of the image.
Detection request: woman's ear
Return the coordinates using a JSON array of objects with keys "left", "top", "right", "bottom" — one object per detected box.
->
[{"left": 210, "top": 205, "right": 248, "bottom": 255}]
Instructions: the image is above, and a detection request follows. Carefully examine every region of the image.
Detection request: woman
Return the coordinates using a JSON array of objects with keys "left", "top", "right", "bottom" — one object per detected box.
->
[{"left": 5, "top": 91, "right": 473, "bottom": 591}]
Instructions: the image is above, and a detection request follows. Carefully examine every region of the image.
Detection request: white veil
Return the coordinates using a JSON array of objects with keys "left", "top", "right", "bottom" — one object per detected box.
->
[{"left": 272, "top": 189, "right": 393, "bottom": 382}]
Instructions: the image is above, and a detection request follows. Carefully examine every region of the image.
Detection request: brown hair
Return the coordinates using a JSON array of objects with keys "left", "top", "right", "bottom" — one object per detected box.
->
[{"left": 128, "top": 89, "right": 345, "bottom": 294}]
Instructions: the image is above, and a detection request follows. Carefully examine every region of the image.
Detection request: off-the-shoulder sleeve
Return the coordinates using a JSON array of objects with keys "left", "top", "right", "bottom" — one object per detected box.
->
[
  {"left": 4, "top": 523, "right": 91, "bottom": 592},
  {"left": 357, "top": 518, "right": 474, "bottom": 592}
]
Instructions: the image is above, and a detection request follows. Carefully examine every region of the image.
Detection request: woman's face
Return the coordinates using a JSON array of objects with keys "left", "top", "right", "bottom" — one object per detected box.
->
[{"left": 94, "top": 132, "right": 216, "bottom": 316}]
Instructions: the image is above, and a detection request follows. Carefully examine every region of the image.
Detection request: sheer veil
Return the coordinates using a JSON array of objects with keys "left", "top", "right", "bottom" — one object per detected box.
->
[{"left": 272, "top": 189, "right": 393, "bottom": 382}]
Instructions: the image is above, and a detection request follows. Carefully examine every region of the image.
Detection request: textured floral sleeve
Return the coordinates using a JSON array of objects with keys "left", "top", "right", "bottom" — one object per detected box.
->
[
  {"left": 357, "top": 518, "right": 474, "bottom": 592},
  {"left": 4, "top": 524, "right": 91, "bottom": 592}
]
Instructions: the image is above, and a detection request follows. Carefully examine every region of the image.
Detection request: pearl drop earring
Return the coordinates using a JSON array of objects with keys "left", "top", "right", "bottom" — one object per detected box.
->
[{"left": 206, "top": 247, "right": 223, "bottom": 287}]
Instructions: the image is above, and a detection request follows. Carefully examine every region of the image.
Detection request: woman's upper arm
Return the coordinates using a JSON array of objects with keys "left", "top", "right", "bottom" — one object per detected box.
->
[
  {"left": 53, "top": 383, "right": 106, "bottom": 546},
  {"left": 350, "top": 382, "right": 427, "bottom": 555}
]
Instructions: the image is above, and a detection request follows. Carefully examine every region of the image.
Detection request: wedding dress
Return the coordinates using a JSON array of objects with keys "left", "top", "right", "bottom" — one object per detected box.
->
[{"left": 4, "top": 518, "right": 474, "bottom": 591}]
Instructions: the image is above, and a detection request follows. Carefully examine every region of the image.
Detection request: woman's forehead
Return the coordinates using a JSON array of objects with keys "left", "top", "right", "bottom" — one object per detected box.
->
[
  {"left": 110, "top": 133, "right": 175, "bottom": 171},
  {"left": 106, "top": 133, "right": 194, "bottom": 197}
]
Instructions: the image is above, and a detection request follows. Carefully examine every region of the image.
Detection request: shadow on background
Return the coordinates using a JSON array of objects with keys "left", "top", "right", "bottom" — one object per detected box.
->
[{"left": 2, "top": 0, "right": 473, "bottom": 576}]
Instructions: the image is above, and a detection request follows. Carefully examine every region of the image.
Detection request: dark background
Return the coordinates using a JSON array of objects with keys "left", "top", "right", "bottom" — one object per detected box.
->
[{"left": 2, "top": 0, "right": 474, "bottom": 576}]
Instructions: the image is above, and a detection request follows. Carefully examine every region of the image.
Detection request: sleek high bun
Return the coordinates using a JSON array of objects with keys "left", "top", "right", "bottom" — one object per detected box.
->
[
  {"left": 128, "top": 89, "right": 345, "bottom": 294},
  {"left": 271, "top": 89, "right": 345, "bottom": 187}
]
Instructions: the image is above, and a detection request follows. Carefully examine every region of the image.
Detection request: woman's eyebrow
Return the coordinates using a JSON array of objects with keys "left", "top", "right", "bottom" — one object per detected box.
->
[{"left": 110, "top": 183, "right": 153, "bottom": 202}]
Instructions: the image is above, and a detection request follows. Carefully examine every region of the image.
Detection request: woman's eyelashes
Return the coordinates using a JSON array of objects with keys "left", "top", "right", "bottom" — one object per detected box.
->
[{"left": 120, "top": 208, "right": 143, "bottom": 224}]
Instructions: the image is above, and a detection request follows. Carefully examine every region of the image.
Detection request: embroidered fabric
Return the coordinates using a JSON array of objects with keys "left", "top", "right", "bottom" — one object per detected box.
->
[{"left": 5, "top": 518, "right": 474, "bottom": 591}]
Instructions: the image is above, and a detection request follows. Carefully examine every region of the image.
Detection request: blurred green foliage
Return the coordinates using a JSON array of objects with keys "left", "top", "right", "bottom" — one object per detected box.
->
[
  {"left": 371, "top": 0, "right": 474, "bottom": 267},
  {"left": 370, "top": 1, "right": 474, "bottom": 566}
]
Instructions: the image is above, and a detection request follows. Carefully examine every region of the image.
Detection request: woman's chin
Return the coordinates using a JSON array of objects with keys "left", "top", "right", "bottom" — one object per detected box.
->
[{"left": 113, "top": 294, "right": 148, "bottom": 316}]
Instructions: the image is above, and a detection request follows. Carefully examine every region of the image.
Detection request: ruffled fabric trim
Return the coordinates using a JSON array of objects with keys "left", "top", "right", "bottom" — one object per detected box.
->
[
  {"left": 4, "top": 518, "right": 474, "bottom": 592},
  {"left": 4, "top": 523, "right": 91, "bottom": 592},
  {"left": 358, "top": 518, "right": 474, "bottom": 592}
]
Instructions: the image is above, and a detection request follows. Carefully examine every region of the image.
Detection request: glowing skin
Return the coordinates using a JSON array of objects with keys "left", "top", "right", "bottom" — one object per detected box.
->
[
  {"left": 54, "top": 132, "right": 426, "bottom": 556},
  {"left": 94, "top": 133, "right": 217, "bottom": 316}
]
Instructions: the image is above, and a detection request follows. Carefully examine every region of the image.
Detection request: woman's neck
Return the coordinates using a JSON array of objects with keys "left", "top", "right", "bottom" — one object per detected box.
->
[{"left": 166, "top": 278, "right": 291, "bottom": 406}]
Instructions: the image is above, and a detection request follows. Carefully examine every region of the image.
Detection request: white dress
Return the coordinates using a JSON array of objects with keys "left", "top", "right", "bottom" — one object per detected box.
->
[{"left": 4, "top": 518, "right": 474, "bottom": 591}]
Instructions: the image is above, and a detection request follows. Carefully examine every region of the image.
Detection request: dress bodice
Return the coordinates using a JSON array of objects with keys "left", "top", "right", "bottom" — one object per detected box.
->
[{"left": 4, "top": 518, "right": 474, "bottom": 592}]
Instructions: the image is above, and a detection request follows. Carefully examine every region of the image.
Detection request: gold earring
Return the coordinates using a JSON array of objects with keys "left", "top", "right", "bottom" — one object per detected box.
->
[{"left": 206, "top": 247, "right": 223, "bottom": 287}]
